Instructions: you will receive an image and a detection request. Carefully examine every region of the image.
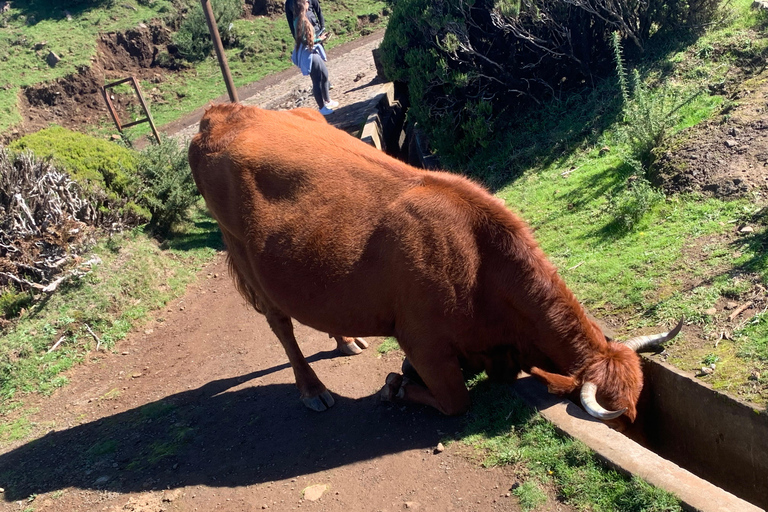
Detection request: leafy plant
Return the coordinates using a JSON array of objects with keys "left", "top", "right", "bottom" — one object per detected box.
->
[
  {"left": 136, "top": 135, "right": 199, "bottom": 234},
  {"left": 513, "top": 480, "right": 547, "bottom": 511},
  {"left": 612, "top": 32, "right": 703, "bottom": 176},
  {"left": 605, "top": 176, "right": 665, "bottom": 232},
  {"left": 173, "top": 0, "right": 242, "bottom": 62}
]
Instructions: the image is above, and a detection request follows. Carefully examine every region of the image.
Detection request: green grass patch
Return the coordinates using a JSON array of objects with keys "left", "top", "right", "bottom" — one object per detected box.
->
[
  {"left": 461, "top": 377, "right": 682, "bottom": 511},
  {"left": 377, "top": 336, "right": 400, "bottom": 355},
  {"left": 0, "top": 206, "right": 220, "bottom": 413},
  {"left": 0, "top": 0, "right": 177, "bottom": 133}
]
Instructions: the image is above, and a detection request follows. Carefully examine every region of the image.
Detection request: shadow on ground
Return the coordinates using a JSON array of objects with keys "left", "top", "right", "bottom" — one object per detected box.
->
[{"left": 0, "top": 350, "right": 462, "bottom": 501}]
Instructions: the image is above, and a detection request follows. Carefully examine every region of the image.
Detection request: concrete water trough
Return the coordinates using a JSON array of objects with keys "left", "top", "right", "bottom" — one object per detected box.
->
[{"left": 358, "top": 80, "right": 767, "bottom": 512}]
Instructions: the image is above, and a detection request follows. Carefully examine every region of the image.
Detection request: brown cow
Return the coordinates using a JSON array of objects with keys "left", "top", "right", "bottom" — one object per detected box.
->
[{"left": 188, "top": 103, "right": 681, "bottom": 426}]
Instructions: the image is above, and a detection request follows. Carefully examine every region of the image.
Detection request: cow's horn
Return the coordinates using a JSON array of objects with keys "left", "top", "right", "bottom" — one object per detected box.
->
[
  {"left": 623, "top": 317, "right": 684, "bottom": 353},
  {"left": 580, "top": 382, "right": 627, "bottom": 420}
]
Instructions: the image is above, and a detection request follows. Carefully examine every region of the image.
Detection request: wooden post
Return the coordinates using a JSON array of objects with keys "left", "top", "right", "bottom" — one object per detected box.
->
[{"left": 200, "top": 0, "right": 239, "bottom": 103}]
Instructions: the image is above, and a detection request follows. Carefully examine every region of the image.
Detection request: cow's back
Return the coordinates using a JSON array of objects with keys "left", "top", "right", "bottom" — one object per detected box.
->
[{"left": 189, "top": 104, "right": 493, "bottom": 338}]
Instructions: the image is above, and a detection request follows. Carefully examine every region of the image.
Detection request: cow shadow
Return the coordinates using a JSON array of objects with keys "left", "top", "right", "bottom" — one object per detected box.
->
[{"left": 0, "top": 357, "right": 462, "bottom": 501}]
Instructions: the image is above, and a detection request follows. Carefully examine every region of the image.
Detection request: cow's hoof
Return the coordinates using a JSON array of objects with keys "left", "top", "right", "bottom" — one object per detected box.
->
[
  {"left": 302, "top": 390, "right": 335, "bottom": 411},
  {"left": 380, "top": 372, "right": 403, "bottom": 402},
  {"left": 337, "top": 337, "right": 369, "bottom": 356}
]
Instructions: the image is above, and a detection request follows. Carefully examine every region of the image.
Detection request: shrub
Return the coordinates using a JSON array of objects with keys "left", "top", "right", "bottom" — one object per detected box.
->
[
  {"left": 612, "top": 33, "right": 703, "bottom": 176},
  {"left": 379, "top": 0, "right": 723, "bottom": 166},
  {"left": 9, "top": 126, "right": 139, "bottom": 197},
  {"left": 136, "top": 135, "right": 199, "bottom": 234},
  {"left": 8, "top": 126, "right": 149, "bottom": 225},
  {"left": 605, "top": 177, "right": 664, "bottom": 231},
  {"left": 173, "top": 0, "right": 242, "bottom": 62}
]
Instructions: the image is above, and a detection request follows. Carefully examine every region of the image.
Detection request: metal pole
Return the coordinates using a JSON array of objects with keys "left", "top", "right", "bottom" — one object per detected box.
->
[{"left": 200, "top": 0, "right": 239, "bottom": 103}]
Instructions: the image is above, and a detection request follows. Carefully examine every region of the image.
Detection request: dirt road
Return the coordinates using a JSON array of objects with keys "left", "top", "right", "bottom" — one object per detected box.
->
[{"left": 0, "top": 33, "right": 534, "bottom": 512}]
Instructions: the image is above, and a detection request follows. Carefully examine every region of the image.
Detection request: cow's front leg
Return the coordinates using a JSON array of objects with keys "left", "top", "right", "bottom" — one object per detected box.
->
[
  {"left": 331, "top": 335, "right": 369, "bottom": 355},
  {"left": 265, "top": 311, "right": 334, "bottom": 411},
  {"left": 380, "top": 354, "right": 469, "bottom": 416}
]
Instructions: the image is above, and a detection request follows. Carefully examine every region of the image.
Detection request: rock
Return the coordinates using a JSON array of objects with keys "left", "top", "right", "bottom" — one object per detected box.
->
[
  {"left": 162, "top": 489, "right": 182, "bottom": 502},
  {"left": 303, "top": 484, "right": 327, "bottom": 501},
  {"left": 740, "top": 225, "right": 754, "bottom": 234},
  {"left": 725, "top": 139, "right": 738, "bottom": 148},
  {"left": 94, "top": 475, "right": 110, "bottom": 485},
  {"left": 46, "top": 51, "right": 61, "bottom": 67},
  {"left": 33, "top": 41, "right": 47, "bottom": 51},
  {"left": 725, "top": 301, "right": 738, "bottom": 310},
  {"left": 0, "top": 2, "right": 9, "bottom": 13},
  {"left": 404, "top": 502, "right": 420, "bottom": 509},
  {"left": 704, "top": 307, "right": 717, "bottom": 316},
  {"left": 753, "top": 0, "right": 768, "bottom": 10},
  {"left": 698, "top": 366, "right": 715, "bottom": 376},
  {"left": 434, "top": 442, "right": 445, "bottom": 454},
  {"left": 599, "top": 146, "right": 611, "bottom": 155},
  {"left": 749, "top": 371, "right": 760, "bottom": 381},
  {"left": 131, "top": 372, "right": 142, "bottom": 378}
]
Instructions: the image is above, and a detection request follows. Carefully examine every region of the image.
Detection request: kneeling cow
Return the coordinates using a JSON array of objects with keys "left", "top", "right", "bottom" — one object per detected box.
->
[{"left": 188, "top": 103, "right": 681, "bottom": 426}]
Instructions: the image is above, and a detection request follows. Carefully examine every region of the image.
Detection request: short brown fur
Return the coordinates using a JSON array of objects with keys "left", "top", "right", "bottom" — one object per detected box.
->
[{"left": 188, "top": 103, "right": 645, "bottom": 420}]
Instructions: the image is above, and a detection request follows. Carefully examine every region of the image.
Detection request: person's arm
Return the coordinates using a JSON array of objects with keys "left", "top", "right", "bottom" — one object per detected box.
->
[
  {"left": 285, "top": 0, "right": 295, "bottom": 39},
  {"left": 312, "top": 0, "right": 325, "bottom": 32}
]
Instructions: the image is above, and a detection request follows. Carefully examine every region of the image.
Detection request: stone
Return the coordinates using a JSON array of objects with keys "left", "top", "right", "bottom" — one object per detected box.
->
[
  {"left": 704, "top": 308, "right": 717, "bottom": 316},
  {"left": 303, "top": 484, "right": 327, "bottom": 501},
  {"left": 749, "top": 371, "right": 760, "bottom": 381},
  {"left": 740, "top": 225, "right": 754, "bottom": 234},
  {"left": 46, "top": 51, "right": 61, "bottom": 67},
  {"left": 725, "top": 139, "right": 738, "bottom": 148},
  {"left": 404, "top": 502, "right": 420, "bottom": 509},
  {"left": 33, "top": 41, "right": 47, "bottom": 51},
  {"left": 726, "top": 301, "right": 738, "bottom": 310},
  {"left": 753, "top": 0, "right": 768, "bottom": 10},
  {"left": 434, "top": 442, "right": 445, "bottom": 453},
  {"left": 599, "top": 146, "right": 611, "bottom": 155}
]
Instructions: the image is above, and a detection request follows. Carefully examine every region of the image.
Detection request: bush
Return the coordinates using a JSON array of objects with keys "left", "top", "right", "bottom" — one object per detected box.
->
[
  {"left": 8, "top": 126, "right": 149, "bottom": 225},
  {"left": 605, "top": 176, "right": 664, "bottom": 231},
  {"left": 612, "top": 33, "right": 703, "bottom": 176},
  {"left": 379, "top": 0, "right": 723, "bottom": 166},
  {"left": 9, "top": 126, "right": 139, "bottom": 197},
  {"left": 136, "top": 135, "right": 199, "bottom": 234},
  {"left": 173, "top": 0, "right": 242, "bottom": 62}
]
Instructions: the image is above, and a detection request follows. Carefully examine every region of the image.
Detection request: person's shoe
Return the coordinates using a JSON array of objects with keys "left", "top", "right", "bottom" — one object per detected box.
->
[
  {"left": 319, "top": 105, "right": 334, "bottom": 116},
  {"left": 325, "top": 100, "right": 339, "bottom": 108}
]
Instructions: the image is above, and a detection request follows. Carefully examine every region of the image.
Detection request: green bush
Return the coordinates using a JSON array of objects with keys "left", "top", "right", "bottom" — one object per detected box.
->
[
  {"left": 379, "top": 0, "right": 723, "bottom": 166},
  {"left": 606, "top": 177, "right": 664, "bottom": 231},
  {"left": 612, "top": 33, "right": 703, "bottom": 176},
  {"left": 0, "top": 288, "right": 33, "bottom": 320},
  {"left": 173, "top": 0, "right": 242, "bottom": 62},
  {"left": 136, "top": 135, "right": 199, "bottom": 234},
  {"left": 8, "top": 126, "right": 149, "bottom": 225},
  {"left": 9, "top": 126, "right": 139, "bottom": 197}
]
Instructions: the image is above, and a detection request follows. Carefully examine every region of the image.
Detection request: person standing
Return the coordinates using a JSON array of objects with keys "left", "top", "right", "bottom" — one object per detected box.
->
[{"left": 287, "top": 0, "right": 338, "bottom": 115}]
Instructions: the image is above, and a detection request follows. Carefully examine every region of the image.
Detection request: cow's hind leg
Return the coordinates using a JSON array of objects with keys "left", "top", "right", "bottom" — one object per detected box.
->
[
  {"left": 331, "top": 335, "right": 369, "bottom": 355},
  {"left": 266, "top": 310, "right": 335, "bottom": 411}
]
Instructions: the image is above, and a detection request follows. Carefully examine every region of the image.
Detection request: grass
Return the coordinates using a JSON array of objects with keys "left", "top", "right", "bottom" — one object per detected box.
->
[
  {"left": 0, "top": 204, "right": 221, "bottom": 415},
  {"left": 377, "top": 337, "right": 400, "bottom": 355},
  {"left": 0, "top": 0, "right": 177, "bottom": 133},
  {"left": 459, "top": 376, "right": 683, "bottom": 511},
  {"left": 456, "top": 0, "right": 768, "bottom": 404},
  {"left": 0, "top": 0, "right": 389, "bottom": 137}
]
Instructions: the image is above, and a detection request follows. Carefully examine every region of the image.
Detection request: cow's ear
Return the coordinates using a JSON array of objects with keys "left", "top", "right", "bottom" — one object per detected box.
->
[{"left": 530, "top": 367, "right": 577, "bottom": 395}]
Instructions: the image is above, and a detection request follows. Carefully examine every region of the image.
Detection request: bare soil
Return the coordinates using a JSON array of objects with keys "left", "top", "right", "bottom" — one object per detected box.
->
[{"left": 655, "top": 69, "right": 768, "bottom": 199}]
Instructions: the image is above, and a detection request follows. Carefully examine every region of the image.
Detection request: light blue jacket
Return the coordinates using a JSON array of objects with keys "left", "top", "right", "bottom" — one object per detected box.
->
[{"left": 291, "top": 43, "right": 327, "bottom": 76}]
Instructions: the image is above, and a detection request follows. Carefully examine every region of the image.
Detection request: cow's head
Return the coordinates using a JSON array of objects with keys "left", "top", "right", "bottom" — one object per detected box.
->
[
  {"left": 533, "top": 318, "right": 683, "bottom": 429},
  {"left": 580, "top": 318, "right": 683, "bottom": 428}
]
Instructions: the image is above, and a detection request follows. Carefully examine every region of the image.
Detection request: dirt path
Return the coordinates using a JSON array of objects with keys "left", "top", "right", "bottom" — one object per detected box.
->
[
  {"left": 0, "top": 34, "right": 538, "bottom": 512},
  {"left": 0, "top": 255, "right": 528, "bottom": 512}
]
